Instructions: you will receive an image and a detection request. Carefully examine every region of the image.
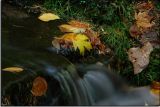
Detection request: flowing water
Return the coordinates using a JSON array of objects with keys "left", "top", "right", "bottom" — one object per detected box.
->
[{"left": 1, "top": 3, "right": 158, "bottom": 106}]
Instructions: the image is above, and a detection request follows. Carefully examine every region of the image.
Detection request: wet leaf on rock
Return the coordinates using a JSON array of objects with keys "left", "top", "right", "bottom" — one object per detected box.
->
[
  {"left": 2, "top": 67, "right": 24, "bottom": 73},
  {"left": 128, "top": 42, "right": 153, "bottom": 74},
  {"left": 58, "top": 24, "right": 86, "bottom": 33},
  {"left": 38, "top": 13, "right": 60, "bottom": 22},
  {"left": 31, "top": 76, "right": 48, "bottom": 96},
  {"left": 73, "top": 34, "right": 92, "bottom": 55},
  {"left": 59, "top": 20, "right": 91, "bottom": 33},
  {"left": 55, "top": 20, "right": 107, "bottom": 56},
  {"left": 68, "top": 20, "right": 91, "bottom": 29},
  {"left": 53, "top": 33, "right": 92, "bottom": 56}
]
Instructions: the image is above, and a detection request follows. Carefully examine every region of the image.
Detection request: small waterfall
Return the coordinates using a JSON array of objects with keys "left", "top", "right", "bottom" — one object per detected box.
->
[{"left": 44, "top": 64, "right": 157, "bottom": 106}]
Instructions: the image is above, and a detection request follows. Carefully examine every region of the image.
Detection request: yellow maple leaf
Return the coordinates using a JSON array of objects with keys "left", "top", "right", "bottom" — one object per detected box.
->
[
  {"left": 73, "top": 34, "right": 92, "bottom": 55},
  {"left": 38, "top": 13, "right": 60, "bottom": 22},
  {"left": 2, "top": 67, "right": 24, "bottom": 73}
]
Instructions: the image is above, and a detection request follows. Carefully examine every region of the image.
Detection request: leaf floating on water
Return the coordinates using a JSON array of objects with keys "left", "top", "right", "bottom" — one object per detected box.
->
[
  {"left": 31, "top": 76, "right": 48, "bottom": 96},
  {"left": 151, "top": 81, "right": 160, "bottom": 95},
  {"left": 128, "top": 42, "right": 153, "bottom": 74},
  {"left": 2, "top": 67, "right": 24, "bottom": 73},
  {"left": 58, "top": 24, "right": 85, "bottom": 33},
  {"left": 38, "top": 13, "right": 60, "bottom": 22},
  {"left": 73, "top": 34, "right": 92, "bottom": 55}
]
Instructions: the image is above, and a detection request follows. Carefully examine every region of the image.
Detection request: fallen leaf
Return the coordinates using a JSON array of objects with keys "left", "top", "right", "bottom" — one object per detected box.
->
[
  {"left": 128, "top": 42, "right": 153, "bottom": 74},
  {"left": 68, "top": 20, "right": 91, "bottom": 29},
  {"left": 2, "top": 67, "right": 23, "bottom": 73},
  {"left": 129, "top": 24, "right": 141, "bottom": 38},
  {"left": 136, "top": 1, "right": 154, "bottom": 11},
  {"left": 58, "top": 24, "right": 85, "bottom": 33},
  {"left": 140, "top": 31, "right": 160, "bottom": 49},
  {"left": 52, "top": 39, "right": 60, "bottom": 50},
  {"left": 56, "top": 20, "right": 106, "bottom": 55},
  {"left": 60, "top": 33, "right": 76, "bottom": 41},
  {"left": 151, "top": 81, "right": 160, "bottom": 97},
  {"left": 135, "top": 11, "right": 155, "bottom": 31},
  {"left": 31, "top": 76, "right": 48, "bottom": 96},
  {"left": 84, "top": 29, "right": 106, "bottom": 54},
  {"left": 38, "top": 13, "right": 60, "bottom": 22},
  {"left": 73, "top": 34, "right": 92, "bottom": 55}
]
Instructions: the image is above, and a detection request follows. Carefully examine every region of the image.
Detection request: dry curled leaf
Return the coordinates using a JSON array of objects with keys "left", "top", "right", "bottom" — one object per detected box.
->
[
  {"left": 38, "top": 13, "right": 60, "bottom": 22},
  {"left": 128, "top": 42, "right": 153, "bottom": 74},
  {"left": 84, "top": 29, "right": 106, "bottom": 54},
  {"left": 31, "top": 76, "right": 48, "bottom": 96},
  {"left": 136, "top": 1, "right": 154, "bottom": 11},
  {"left": 135, "top": 11, "right": 155, "bottom": 31},
  {"left": 2, "top": 67, "right": 23, "bottom": 73}
]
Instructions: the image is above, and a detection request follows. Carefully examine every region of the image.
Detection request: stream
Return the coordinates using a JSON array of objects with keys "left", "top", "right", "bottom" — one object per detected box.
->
[{"left": 1, "top": 3, "right": 158, "bottom": 106}]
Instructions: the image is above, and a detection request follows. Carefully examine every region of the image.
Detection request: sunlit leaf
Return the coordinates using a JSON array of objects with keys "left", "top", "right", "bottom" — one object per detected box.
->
[
  {"left": 68, "top": 20, "right": 91, "bottom": 29},
  {"left": 60, "top": 33, "right": 76, "bottom": 41},
  {"left": 31, "top": 76, "right": 48, "bottom": 96},
  {"left": 73, "top": 34, "right": 92, "bottom": 55},
  {"left": 128, "top": 42, "right": 153, "bottom": 74},
  {"left": 38, "top": 13, "right": 60, "bottom": 22},
  {"left": 2, "top": 67, "right": 23, "bottom": 73},
  {"left": 53, "top": 33, "right": 93, "bottom": 55},
  {"left": 58, "top": 24, "right": 85, "bottom": 33},
  {"left": 56, "top": 20, "right": 106, "bottom": 55}
]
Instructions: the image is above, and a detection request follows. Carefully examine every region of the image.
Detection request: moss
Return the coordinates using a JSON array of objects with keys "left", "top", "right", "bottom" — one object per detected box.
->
[{"left": 102, "top": 22, "right": 133, "bottom": 60}]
